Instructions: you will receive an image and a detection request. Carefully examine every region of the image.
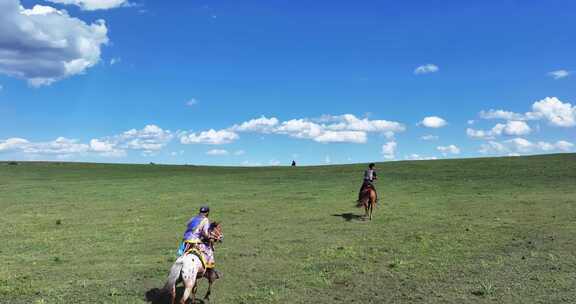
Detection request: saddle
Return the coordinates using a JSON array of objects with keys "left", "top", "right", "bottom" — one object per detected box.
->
[{"left": 184, "top": 247, "right": 209, "bottom": 270}]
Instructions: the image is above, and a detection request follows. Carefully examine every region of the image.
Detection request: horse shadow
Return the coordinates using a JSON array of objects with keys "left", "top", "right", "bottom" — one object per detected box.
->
[
  {"left": 331, "top": 213, "right": 364, "bottom": 222},
  {"left": 145, "top": 287, "right": 207, "bottom": 304}
]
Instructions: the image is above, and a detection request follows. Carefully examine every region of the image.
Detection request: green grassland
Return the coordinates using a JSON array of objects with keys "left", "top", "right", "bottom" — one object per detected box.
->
[{"left": 1, "top": 154, "right": 575, "bottom": 303}]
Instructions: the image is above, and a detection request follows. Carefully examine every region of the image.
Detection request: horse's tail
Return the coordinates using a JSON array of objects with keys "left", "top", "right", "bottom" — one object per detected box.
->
[
  {"left": 164, "top": 257, "right": 184, "bottom": 290},
  {"left": 357, "top": 190, "right": 369, "bottom": 207}
]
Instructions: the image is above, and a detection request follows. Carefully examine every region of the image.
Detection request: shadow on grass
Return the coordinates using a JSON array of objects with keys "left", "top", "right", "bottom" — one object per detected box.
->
[
  {"left": 145, "top": 287, "right": 207, "bottom": 304},
  {"left": 332, "top": 213, "right": 365, "bottom": 222}
]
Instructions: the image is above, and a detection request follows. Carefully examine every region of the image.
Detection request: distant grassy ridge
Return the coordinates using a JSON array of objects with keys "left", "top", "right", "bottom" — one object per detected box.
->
[{"left": 1, "top": 153, "right": 575, "bottom": 303}]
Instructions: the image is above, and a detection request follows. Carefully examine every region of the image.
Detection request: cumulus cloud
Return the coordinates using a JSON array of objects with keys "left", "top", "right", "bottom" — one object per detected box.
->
[
  {"left": 231, "top": 116, "right": 279, "bottom": 133},
  {"left": 322, "top": 114, "right": 406, "bottom": 133},
  {"left": 467, "top": 121, "right": 531, "bottom": 140},
  {"left": 0, "top": 0, "right": 109, "bottom": 86},
  {"left": 381, "top": 141, "right": 397, "bottom": 160},
  {"left": 420, "top": 135, "right": 439, "bottom": 141},
  {"left": 0, "top": 137, "right": 90, "bottom": 156},
  {"left": 414, "top": 64, "right": 439, "bottom": 75},
  {"left": 420, "top": 116, "right": 447, "bottom": 128},
  {"left": 479, "top": 138, "right": 574, "bottom": 155},
  {"left": 479, "top": 97, "right": 575, "bottom": 128},
  {"left": 1, "top": 125, "right": 174, "bottom": 158},
  {"left": 437, "top": 145, "right": 460, "bottom": 156},
  {"left": 405, "top": 154, "right": 438, "bottom": 161},
  {"left": 47, "top": 0, "right": 131, "bottom": 10},
  {"left": 479, "top": 110, "right": 533, "bottom": 121},
  {"left": 548, "top": 70, "right": 571, "bottom": 80},
  {"left": 0, "top": 138, "right": 30, "bottom": 152},
  {"left": 89, "top": 138, "right": 125, "bottom": 157},
  {"left": 503, "top": 121, "right": 531, "bottom": 136},
  {"left": 232, "top": 114, "right": 404, "bottom": 144},
  {"left": 116, "top": 125, "right": 173, "bottom": 152},
  {"left": 532, "top": 97, "right": 576, "bottom": 127},
  {"left": 206, "top": 149, "right": 229, "bottom": 156},
  {"left": 185, "top": 98, "right": 198, "bottom": 107},
  {"left": 179, "top": 129, "right": 239, "bottom": 145}
]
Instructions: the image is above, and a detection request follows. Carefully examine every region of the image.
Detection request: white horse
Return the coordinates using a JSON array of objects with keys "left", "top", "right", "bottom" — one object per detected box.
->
[{"left": 164, "top": 222, "right": 223, "bottom": 304}]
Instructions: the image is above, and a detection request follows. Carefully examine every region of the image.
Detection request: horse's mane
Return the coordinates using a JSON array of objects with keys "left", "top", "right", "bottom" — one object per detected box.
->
[{"left": 209, "top": 221, "right": 220, "bottom": 230}]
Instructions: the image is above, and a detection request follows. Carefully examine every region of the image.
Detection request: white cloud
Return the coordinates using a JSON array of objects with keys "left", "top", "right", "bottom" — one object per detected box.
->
[
  {"left": 1, "top": 125, "right": 174, "bottom": 158},
  {"left": 275, "top": 119, "right": 368, "bottom": 143},
  {"left": 109, "top": 58, "right": 121, "bottom": 65},
  {"left": 206, "top": 149, "right": 229, "bottom": 156},
  {"left": 420, "top": 116, "right": 447, "bottom": 128},
  {"left": 437, "top": 145, "right": 460, "bottom": 156},
  {"left": 185, "top": 98, "right": 198, "bottom": 107},
  {"left": 233, "top": 150, "right": 245, "bottom": 156},
  {"left": 241, "top": 160, "right": 262, "bottom": 167},
  {"left": 478, "top": 141, "right": 507, "bottom": 154},
  {"left": 313, "top": 131, "right": 367, "bottom": 143},
  {"left": 46, "top": 0, "right": 131, "bottom": 10},
  {"left": 556, "top": 140, "right": 574, "bottom": 151},
  {"left": 89, "top": 138, "right": 125, "bottom": 157},
  {"left": 467, "top": 121, "right": 531, "bottom": 139},
  {"left": 503, "top": 121, "right": 531, "bottom": 136},
  {"left": 381, "top": 141, "right": 397, "bottom": 159},
  {"left": 414, "top": 64, "right": 439, "bottom": 75},
  {"left": 479, "top": 97, "right": 575, "bottom": 128},
  {"left": 269, "top": 159, "right": 281, "bottom": 166},
  {"left": 467, "top": 128, "right": 495, "bottom": 140},
  {"left": 548, "top": 70, "right": 571, "bottom": 80},
  {"left": 420, "top": 135, "right": 439, "bottom": 141},
  {"left": 324, "top": 155, "right": 331, "bottom": 164},
  {"left": 531, "top": 97, "right": 576, "bottom": 127},
  {"left": 322, "top": 114, "right": 406, "bottom": 133},
  {"left": 231, "top": 114, "right": 404, "bottom": 144},
  {"left": 0, "top": 84, "right": 3, "bottom": 92},
  {"left": 232, "top": 116, "right": 279, "bottom": 133},
  {"left": 179, "top": 129, "right": 239, "bottom": 145},
  {"left": 479, "top": 138, "right": 574, "bottom": 154},
  {"left": 0, "top": 138, "right": 30, "bottom": 151},
  {"left": 21, "top": 137, "right": 89, "bottom": 155},
  {"left": 405, "top": 154, "right": 437, "bottom": 161},
  {"left": 117, "top": 125, "right": 173, "bottom": 151},
  {"left": 0, "top": 0, "right": 109, "bottom": 86},
  {"left": 467, "top": 120, "right": 475, "bottom": 125}
]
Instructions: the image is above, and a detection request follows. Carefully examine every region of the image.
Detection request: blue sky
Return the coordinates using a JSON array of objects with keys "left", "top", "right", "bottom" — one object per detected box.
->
[{"left": 0, "top": 0, "right": 575, "bottom": 165}]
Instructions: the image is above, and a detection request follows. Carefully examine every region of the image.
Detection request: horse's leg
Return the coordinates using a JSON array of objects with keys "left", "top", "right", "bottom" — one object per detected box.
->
[
  {"left": 170, "top": 284, "right": 176, "bottom": 304},
  {"left": 180, "top": 278, "right": 193, "bottom": 304},
  {"left": 180, "top": 257, "right": 199, "bottom": 304},
  {"left": 191, "top": 283, "right": 199, "bottom": 304},
  {"left": 204, "top": 270, "right": 215, "bottom": 300},
  {"left": 369, "top": 191, "right": 376, "bottom": 220}
]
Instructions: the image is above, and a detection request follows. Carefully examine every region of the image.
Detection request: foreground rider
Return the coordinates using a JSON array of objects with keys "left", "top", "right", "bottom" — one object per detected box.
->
[
  {"left": 178, "top": 206, "right": 217, "bottom": 271},
  {"left": 358, "top": 163, "right": 378, "bottom": 202}
]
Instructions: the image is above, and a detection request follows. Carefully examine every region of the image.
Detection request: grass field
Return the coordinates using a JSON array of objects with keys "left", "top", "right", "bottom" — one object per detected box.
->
[{"left": 1, "top": 154, "right": 575, "bottom": 303}]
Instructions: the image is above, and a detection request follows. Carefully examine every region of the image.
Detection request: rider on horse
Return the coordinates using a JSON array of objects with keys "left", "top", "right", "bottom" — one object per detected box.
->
[
  {"left": 177, "top": 206, "right": 216, "bottom": 270},
  {"left": 358, "top": 163, "right": 378, "bottom": 202}
]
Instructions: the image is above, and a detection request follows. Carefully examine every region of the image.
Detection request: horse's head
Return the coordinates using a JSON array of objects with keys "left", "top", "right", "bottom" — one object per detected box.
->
[{"left": 208, "top": 222, "right": 223, "bottom": 243}]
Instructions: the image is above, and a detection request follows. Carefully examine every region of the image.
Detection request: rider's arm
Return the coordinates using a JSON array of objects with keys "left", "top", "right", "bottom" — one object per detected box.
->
[{"left": 200, "top": 218, "right": 210, "bottom": 239}]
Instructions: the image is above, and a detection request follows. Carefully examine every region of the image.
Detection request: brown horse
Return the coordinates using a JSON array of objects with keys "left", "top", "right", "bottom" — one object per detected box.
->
[{"left": 357, "top": 187, "right": 377, "bottom": 220}]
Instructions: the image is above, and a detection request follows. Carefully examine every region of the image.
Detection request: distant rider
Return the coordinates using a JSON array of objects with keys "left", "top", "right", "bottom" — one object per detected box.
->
[
  {"left": 177, "top": 206, "right": 216, "bottom": 270},
  {"left": 358, "top": 163, "right": 378, "bottom": 202}
]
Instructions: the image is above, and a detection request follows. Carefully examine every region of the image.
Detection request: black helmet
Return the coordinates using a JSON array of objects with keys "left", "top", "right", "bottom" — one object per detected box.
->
[
  {"left": 369, "top": 163, "right": 375, "bottom": 168},
  {"left": 199, "top": 206, "right": 210, "bottom": 213}
]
